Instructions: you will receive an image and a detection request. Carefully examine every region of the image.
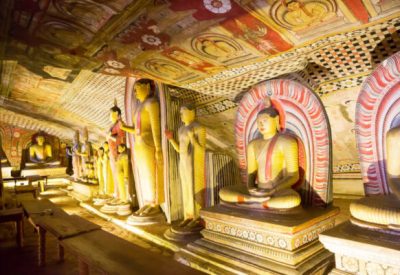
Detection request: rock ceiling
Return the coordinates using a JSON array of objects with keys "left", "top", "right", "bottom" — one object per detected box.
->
[{"left": 0, "top": 0, "right": 400, "bottom": 141}]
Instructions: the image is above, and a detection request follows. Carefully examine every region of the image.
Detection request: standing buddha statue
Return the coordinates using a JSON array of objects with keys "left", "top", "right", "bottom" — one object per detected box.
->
[
  {"left": 165, "top": 104, "right": 206, "bottom": 233},
  {"left": 121, "top": 78, "right": 164, "bottom": 219}
]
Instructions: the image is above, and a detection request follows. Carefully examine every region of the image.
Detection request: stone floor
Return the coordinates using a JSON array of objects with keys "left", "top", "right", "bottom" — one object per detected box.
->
[
  {"left": 0, "top": 188, "right": 173, "bottom": 275},
  {"left": 0, "top": 186, "right": 353, "bottom": 275}
]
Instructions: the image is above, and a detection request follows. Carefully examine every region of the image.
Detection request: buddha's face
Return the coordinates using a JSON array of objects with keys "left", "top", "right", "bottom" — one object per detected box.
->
[
  {"left": 110, "top": 110, "right": 120, "bottom": 124},
  {"left": 60, "top": 142, "right": 66, "bottom": 149},
  {"left": 135, "top": 83, "right": 150, "bottom": 102},
  {"left": 98, "top": 149, "right": 104, "bottom": 157},
  {"left": 118, "top": 145, "right": 126, "bottom": 154},
  {"left": 257, "top": 113, "right": 279, "bottom": 135},
  {"left": 103, "top": 142, "right": 109, "bottom": 151},
  {"left": 288, "top": 2, "right": 300, "bottom": 11},
  {"left": 36, "top": 136, "right": 45, "bottom": 146},
  {"left": 180, "top": 107, "right": 195, "bottom": 124}
]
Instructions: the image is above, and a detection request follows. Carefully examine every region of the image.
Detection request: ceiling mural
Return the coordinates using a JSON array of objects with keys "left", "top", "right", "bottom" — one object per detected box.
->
[{"left": 1, "top": 0, "right": 399, "bottom": 94}]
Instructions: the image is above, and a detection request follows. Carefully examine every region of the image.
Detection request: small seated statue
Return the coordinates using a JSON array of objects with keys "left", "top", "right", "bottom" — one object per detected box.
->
[
  {"left": 350, "top": 125, "right": 400, "bottom": 231},
  {"left": 219, "top": 101, "right": 301, "bottom": 210},
  {"left": 27, "top": 133, "right": 60, "bottom": 167}
]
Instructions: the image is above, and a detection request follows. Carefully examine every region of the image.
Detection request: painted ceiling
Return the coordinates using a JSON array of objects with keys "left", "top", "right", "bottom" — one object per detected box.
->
[{"left": 0, "top": 0, "right": 400, "bottom": 173}]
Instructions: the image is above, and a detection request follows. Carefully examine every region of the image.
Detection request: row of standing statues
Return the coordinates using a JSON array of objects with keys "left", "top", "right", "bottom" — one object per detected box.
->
[
  {"left": 21, "top": 76, "right": 400, "bottom": 236},
  {"left": 64, "top": 76, "right": 399, "bottom": 237}
]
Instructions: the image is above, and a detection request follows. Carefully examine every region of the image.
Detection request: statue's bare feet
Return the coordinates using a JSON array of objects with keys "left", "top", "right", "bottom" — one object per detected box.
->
[
  {"left": 135, "top": 205, "right": 149, "bottom": 215},
  {"left": 249, "top": 188, "right": 274, "bottom": 197},
  {"left": 187, "top": 218, "right": 202, "bottom": 229},
  {"left": 140, "top": 205, "right": 161, "bottom": 216},
  {"left": 178, "top": 218, "right": 192, "bottom": 227}
]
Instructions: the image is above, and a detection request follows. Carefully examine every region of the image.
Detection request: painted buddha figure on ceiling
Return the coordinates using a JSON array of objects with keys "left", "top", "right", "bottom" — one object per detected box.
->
[
  {"left": 219, "top": 98, "right": 301, "bottom": 210},
  {"left": 350, "top": 125, "right": 400, "bottom": 230},
  {"left": 27, "top": 132, "right": 60, "bottom": 167}
]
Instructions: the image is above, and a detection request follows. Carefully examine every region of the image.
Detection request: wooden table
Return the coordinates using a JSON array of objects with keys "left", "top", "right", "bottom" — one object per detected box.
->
[
  {"left": 22, "top": 199, "right": 100, "bottom": 267},
  {"left": 61, "top": 229, "right": 204, "bottom": 275},
  {"left": 0, "top": 208, "right": 24, "bottom": 247},
  {"left": 3, "top": 175, "right": 48, "bottom": 199}
]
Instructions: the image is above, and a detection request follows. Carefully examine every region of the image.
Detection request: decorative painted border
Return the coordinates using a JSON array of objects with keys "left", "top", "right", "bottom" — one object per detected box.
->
[
  {"left": 355, "top": 51, "right": 400, "bottom": 195},
  {"left": 235, "top": 79, "right": 332, "bottom": 206}
]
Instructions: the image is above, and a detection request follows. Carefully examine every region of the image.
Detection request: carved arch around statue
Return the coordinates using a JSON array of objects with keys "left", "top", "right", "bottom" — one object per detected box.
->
[
  {"left": 355, "top": 51, "right": 400, "bottom": 196},
  {"left": 235, "top": 79, "right": 332, "bottom": 207}
]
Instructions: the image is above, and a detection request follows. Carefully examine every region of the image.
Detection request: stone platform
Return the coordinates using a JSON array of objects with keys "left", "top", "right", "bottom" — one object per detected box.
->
[
  {"left": 69, "top": 179, "right": 99, "bottom": 202},
  {"left": 177, "top": 204, "right": 339, "bottom": 274},
  {"left": 319, "top": 221, "right": 400, "bottom": 274},
  {"left": 21, "top": 166, "right": 67, "bottom": 177},
  {"left": 1, "top": 166, "right": 12, "bottom": 178}
]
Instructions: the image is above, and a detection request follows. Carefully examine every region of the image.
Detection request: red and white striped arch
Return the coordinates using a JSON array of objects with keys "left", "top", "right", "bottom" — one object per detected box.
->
[
  {"left": 235, "top": 79, "right": 332, "bottom": 207},
  {"left": 356, "top": 51, "right": 400, "bottom": 196}
]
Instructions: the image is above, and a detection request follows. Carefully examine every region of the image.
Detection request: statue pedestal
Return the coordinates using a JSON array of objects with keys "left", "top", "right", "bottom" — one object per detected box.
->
[
  {"left": 177, "top": 204, "right": 339, "bottom": 274},
  {"left": 1, "top": 166, "right": 12, "bottom": 178},
  {"left": 319, "top": 221, "right": 400, "bottom": 274},
  {"left": 21, "top": 166, "right": 67, "bottom": 177},
  {"left": 69, "top": 179, "right": 99, "bottom": 202}
]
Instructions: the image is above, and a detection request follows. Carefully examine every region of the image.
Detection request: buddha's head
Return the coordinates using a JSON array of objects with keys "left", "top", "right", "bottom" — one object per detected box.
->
[
  {"left": 110, "top": 104, "right": 122, "bottom": 124},
  {"left": 134, "top": 79, "right": 153, "bottom": 102},
  {"left": 73, "top": 130, "right": 80, "bottom": 143},
  {"left": 98, "top": 147, "right": 104, "bottom": 157},
  {"left": 103, "top": 141, "right": 109, "bottom": 152},
  {"left": 118, "top": 143, "right": 127, "bottom": 154},
  {"left": 257, "top": 106, "right": 280, "bottom": 136},
  {"left": 287, "top": 1, "right": 301, "bottom": 11},
  {"left": 83, "top": 127, "right": 89, "bottom": 142},
  {"left": 180, "top": 104, "right": 196, "bottom": 125},
  {"left": 60, "top": 142, "right": 66, "bottom": 149},
  {"left": 36, "top": 134, "right": 45, "bottom": 146}
]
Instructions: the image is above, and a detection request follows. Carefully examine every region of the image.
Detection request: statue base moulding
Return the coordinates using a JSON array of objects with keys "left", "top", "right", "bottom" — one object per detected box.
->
[
  {"left": 164, "top": 223, "right": 203, "bottom": 242},
  {"left": 319, "top": 221, "right": 400, "bottom": 275},
  {"left": 21, "top": 166, "right": 67, "bottom": 177},
  {"left": 1, "top": 166, "right": 12, "bottom": 178},
  {"left": 69, "top": 178, "right": 99, "bottom": 202},
  {"left": 127, "top": 212, "right": 165, "bottom": 226},
  {"left": 176, "top": 204, "right": 339, "bottom": 274}
]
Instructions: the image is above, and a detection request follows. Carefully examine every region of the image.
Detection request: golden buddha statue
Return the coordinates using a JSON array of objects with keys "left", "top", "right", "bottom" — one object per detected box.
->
[
  {"left": 71, "top": 130, "right": 82, "bottom": 180},
  {"left": 350, "top": 125, "right": 400, "bottom": 230},
  {"left": 115, "top": 143, "right": 132, "bottom": 216},
  {"left": 121, "top": 78, "right": 164, "bottom": 218},
  {"left": 165, "top": 105, "right": 206, "bottom": 231},
  {"left": 102, "top": 141, "right": 115, "bottom": 196},
  {"left": 219, "top": 102, "right": 301, "bottom": 210},
  {"left": 27, "top": 132, "right": 60, "bottom": 166},
  {"left": 116, "top": 144, "right": 129, "bottom": 203},
  {"left": 96, "top": 147, "right": 105, "bottom": 194},
  {"left": 77, "top": 128, "right": 95, "bottom": 181}
]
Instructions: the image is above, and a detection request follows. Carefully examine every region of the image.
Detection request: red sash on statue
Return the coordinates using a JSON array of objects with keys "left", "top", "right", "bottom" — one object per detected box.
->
[{"left": 265, "top": 135, "right": 279, "bottom": 183}]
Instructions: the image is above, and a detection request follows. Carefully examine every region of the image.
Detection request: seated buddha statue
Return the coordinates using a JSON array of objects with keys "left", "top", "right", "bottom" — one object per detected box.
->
[
  {"left": 27, "top": 133, "right": 60, "bottom": 167},
  {"left": 219, "top": 102, "right": 301, "bottom": 210},
  {"left": 350, "top": 125, "right": 400, "bottom": 231}
]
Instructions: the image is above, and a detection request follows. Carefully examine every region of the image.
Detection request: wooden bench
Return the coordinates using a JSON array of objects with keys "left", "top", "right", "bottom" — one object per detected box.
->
[
  {"left": 21, "top": 199, "right": 100, "bottom": 267},
  {"left": 61, "top": 229, "right": 204, "bottom": 275},
  {"left": 0, "top": 208, "right": 24, "bottom": 247}
]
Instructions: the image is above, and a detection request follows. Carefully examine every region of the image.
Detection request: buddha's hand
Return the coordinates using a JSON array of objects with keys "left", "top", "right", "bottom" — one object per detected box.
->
[
  {"left": 188, "top": 130, "right": 195, "bottom": 141},
  {"left": 248, "top": 187, "right": 275, "bottom": 197},
  {"left": 164, "top": 129, "right": 173, "bottom": 140}
]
